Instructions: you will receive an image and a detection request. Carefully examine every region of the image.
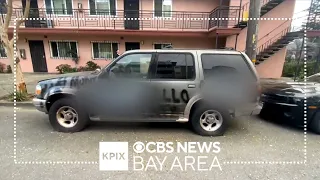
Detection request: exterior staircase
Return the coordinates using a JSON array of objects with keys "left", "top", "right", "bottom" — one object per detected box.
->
[
  {"left": 255, "top": 29, "right": 304, "bottom": 64},
  {"left": 260, "top": 0, "right": 286, "bottom": 17},
  {"left": 234, "top": 0, "right": 286, "bottom": 29}
]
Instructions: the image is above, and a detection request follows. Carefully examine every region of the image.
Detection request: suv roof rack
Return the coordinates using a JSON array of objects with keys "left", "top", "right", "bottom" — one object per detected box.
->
[
  {"left": 161, "top": 45, "right": 173, "bottom": 49},
  {"left": 159, "top": 46, "right": 237, "bottom": 51}
]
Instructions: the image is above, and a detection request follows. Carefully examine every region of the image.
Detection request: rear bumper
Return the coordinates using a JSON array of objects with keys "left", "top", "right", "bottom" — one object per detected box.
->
[
  {"left": 32, "top": 98, "right": 47, "bottom": 113},
  {"left": 234, "top": 102, "right": 262, "bottom": 117}
]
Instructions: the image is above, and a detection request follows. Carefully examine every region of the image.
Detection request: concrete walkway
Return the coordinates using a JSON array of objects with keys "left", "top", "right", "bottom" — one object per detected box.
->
[{"left": 0, "top": 73, "right": 61, "bottom": 98}]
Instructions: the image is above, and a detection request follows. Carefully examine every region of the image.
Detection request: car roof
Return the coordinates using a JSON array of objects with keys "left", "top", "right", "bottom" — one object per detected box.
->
[{"left": 123, "top": 49, "right": 242, "bottom": 55}]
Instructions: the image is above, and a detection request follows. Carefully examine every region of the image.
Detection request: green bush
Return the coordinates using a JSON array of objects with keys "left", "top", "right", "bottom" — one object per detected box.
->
[
  {"left": 56, "top": 61, "right": 101, "bottom": 74},
  {"left": 8, "top": 91, "right": 29, "bottom": 102},
  {"left": 282, "top": 61, "right": 320, "bottom": 79},
  {"left": 56, "top": 64, "right": 74, "bottom": 74},
  {"left": 77, "top": 66, "right": 87, "bottom": 72},
  {"left": 85, "top": 61, "right": 100, "bottom": 71}
]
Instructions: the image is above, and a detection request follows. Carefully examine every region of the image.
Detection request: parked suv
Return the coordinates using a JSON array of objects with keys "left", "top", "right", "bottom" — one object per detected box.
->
[{"left": 32, "top": 49, "right": 261, "bottom": 136}]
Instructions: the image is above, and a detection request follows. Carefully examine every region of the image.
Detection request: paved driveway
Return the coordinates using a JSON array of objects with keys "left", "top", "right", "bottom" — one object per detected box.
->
[{"left": 1, "top": 106, "right": 319, "bottom": 180}]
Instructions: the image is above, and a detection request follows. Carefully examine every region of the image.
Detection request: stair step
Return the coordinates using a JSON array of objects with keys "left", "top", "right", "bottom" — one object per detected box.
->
[{"left": 260, "top": 0, "right": 285, "bottom": 16}]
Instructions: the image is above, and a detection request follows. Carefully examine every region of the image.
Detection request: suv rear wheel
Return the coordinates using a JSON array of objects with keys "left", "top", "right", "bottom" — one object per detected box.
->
[
  {"left": 48, "top": 97, "right": 90, "bottom": 132},
  {"left": 191, "top": 105, "right": 229, "bottom": 136}
]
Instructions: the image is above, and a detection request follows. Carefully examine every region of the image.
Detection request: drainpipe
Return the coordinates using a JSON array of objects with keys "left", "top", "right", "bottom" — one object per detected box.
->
[
  {"left": 235, "top": 34, "right": 239, "bottom": 50},
  {"left": 216, "top": 33, "right": 219, "bottom": 49}
]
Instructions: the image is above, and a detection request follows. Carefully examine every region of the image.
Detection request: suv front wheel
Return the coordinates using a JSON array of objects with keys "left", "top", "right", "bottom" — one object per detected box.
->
[
  {"left": 191, "top": 106, "right": 229, "bottom": 136},
  {"left": 48, "top": 97, "right": 90, "bottom": 132}
]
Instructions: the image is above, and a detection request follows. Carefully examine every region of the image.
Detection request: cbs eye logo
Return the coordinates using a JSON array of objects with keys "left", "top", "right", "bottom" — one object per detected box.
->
[{"left": 133, "top": 142, "right": 145, "bottom": 153}]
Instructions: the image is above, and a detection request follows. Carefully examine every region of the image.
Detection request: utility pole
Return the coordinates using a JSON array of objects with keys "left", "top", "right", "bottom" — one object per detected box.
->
[{"left": 245, "top": 0, "right": 261, "bottom": 65}]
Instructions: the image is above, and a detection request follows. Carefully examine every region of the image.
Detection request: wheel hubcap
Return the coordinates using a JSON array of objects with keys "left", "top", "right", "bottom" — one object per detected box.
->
[
  {"left": 200, "top": 110, "right": 223, "bottom": 132},
  {"left": 56, "top": 106, "right": 78, "bottom": 128}
]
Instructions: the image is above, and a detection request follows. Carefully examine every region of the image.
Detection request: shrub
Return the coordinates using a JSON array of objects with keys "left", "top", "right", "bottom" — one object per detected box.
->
[
  {"left": 77, "top": 66, "right": 87, "bottom": 72},
  {"left": 282, "top": 61, "right": 320, "bottom": 79},
  {"left": 56, "top": 64, "right": 74, "bottom": 74},
  {"left": 0, "top": 62, "right": 5, "bottom": 73},
  {"left": 8, "top": 91, "right": 29, "bottom": 102},
  {"left": 56, "top": 61, "right": 101, "bottom": 74},
  {"left": 6, "top": 65, "right": 12, "bottom": 73},
  {"left": 85, "top": 61, "right": 100, "bottom": 71}
]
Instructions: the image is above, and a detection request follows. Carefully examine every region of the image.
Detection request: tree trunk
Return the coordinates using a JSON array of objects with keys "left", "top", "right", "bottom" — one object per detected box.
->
[{"left": 5, "top": 44, "right": 27, "bottom": 93}]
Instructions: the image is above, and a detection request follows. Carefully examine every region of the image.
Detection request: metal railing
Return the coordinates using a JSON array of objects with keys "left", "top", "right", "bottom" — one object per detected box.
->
[
  {"left": 2, "top": 7, "right": 243, "bottom": 30},
  {"left": 208, "top": 6, "right": 242, "bottom": 29},
  {"left": 256, "top": 25, "right": 292, "bottom": 55}
]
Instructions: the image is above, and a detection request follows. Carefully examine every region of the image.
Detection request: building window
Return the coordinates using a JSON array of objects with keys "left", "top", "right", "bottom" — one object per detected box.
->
[
  {"left": 154, "top": 0, "right": 172, "bottom": 17},
  {"left": 92, "top": 42, "right": 118, "bottom": 59},
  {"left": 155, "top": 53, "right": 195, "bottom": 79},
  {"left": 0, "top": 43, "right": 7, "bottom": 58},
  {"left": 89, "top": 0, "right": 116, "bottom": 15},
  {"left": 45, "top": 0, "right": 73, "bottom": 15},
  {"left": 154, "top": 43, "right": 172, "bottom": 49},
  {"left": 50, "top": 41, "right": 78, "bottom": 58},
  {"left": 0, "top": 0, "right": 7, "bottom": 14}
]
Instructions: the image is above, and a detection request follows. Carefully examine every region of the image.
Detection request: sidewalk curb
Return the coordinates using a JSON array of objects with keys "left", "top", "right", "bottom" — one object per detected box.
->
[{"left": 0, "top": 101, "right": 33, "bottom": 107}]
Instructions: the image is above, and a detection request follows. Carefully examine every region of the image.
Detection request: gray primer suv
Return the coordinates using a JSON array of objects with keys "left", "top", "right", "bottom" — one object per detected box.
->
[{"left": 33, "top": 49, "right": 261, "bottom": 136}]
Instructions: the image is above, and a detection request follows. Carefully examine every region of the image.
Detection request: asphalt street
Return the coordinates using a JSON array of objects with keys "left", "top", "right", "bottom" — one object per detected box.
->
[{"left": 1, "top": 106, "right": 320, "bottom": 180}]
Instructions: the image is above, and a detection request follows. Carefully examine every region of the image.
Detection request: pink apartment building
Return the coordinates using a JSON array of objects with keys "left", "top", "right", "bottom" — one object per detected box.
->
[{"left": 0, "top": 0, "right": 302, "bottom": 78}]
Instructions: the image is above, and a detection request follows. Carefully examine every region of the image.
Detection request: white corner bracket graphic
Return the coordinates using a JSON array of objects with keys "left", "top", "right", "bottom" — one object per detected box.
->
[{"left": 13, "top": 17, "right": 307, "bottom": 166}]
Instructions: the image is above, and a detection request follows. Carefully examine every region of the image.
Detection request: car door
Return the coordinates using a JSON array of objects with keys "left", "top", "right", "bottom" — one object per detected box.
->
[
  {"left": 149, "top": 51, "right": 200, "bottom": 120},
  {"left": 97, "top": 52, "right": 156, "bottom": 120}
]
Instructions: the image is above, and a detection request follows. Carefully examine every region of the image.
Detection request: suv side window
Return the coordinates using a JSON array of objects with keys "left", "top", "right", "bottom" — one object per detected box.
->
[
  {"left": 109, "top": 53, "right": 152, "bottom": 79},
  {"left": 201, "top": 54, "right": 255, "bottom": 80},
  {"left": 154, "top": 53, "right": 195, "bottom": 79}
]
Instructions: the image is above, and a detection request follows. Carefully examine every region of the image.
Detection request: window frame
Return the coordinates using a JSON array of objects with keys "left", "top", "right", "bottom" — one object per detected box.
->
[
  {"left": 101, "top": 51, "right": 156, "bottom": 79},
  {"left": 91, "top": 41, "right": 118, "bottom": 60},
  {"left": 88, "top": 0, "right": 118, "bottom": 16},
  {"left": 150, "top": 52, "right": 196, "bottom": 81},
  {"left": 0, "top": 0, "right": 7, "bottom": 15},
  {"left": 45, "top": 0, "right": 74, "bottom": 16},
  {"left": 153, "top": 0, "right": 173, "bottom": 18},
  {"left": 49, "top": 40, "right": 79, "bottom": 59},
  {"left": 200, "top": 53, "right": 257, "bottom": 81},
  {"left": 153, "top": 43, "right": 172, "bottom": 49}
]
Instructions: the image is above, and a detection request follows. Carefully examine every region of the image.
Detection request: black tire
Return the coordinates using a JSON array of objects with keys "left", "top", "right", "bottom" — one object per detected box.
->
[
  {"left": 190, "top": 105, "right": 230, "bottom": 136},
  {"left": 259, "top": 106, "right": 269, "bottom": 119},
  {"left": 310, "top": 111, "right": 320, "bottom": 134},
  {"left": 48, "top": 97, "right": 90, "bottom": 132}
]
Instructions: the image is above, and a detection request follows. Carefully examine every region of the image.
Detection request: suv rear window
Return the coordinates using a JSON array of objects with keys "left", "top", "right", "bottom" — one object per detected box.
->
[{"left": 201, "top": 54, "right": 256, "bottom": 80}]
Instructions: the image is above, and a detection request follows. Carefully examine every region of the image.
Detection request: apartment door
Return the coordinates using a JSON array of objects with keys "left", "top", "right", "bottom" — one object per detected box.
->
[
  {"left": 125, "top": 42, "right": 140, "bottom": 51},
  {"left": 29, "top": 41, "right": 48, "bottom": 72},
  {"left": 124, "top": 0, "right": 139, "bottom": 30},
  {"left": 22, "top": 0, "right": 41, "bottom": 28}
]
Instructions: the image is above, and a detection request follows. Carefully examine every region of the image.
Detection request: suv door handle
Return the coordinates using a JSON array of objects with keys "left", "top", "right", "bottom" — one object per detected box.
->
[{"left": 188, "top": 84, "right": 196, "bottom": 88}]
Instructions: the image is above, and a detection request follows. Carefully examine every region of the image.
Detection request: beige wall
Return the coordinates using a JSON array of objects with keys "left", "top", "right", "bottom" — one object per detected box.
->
[
  {"left": 0, "top": 34, "right": 215, "bottom": 73},
  {"left": 256, "top": 48, "right": 287, "bottom": 78}
]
